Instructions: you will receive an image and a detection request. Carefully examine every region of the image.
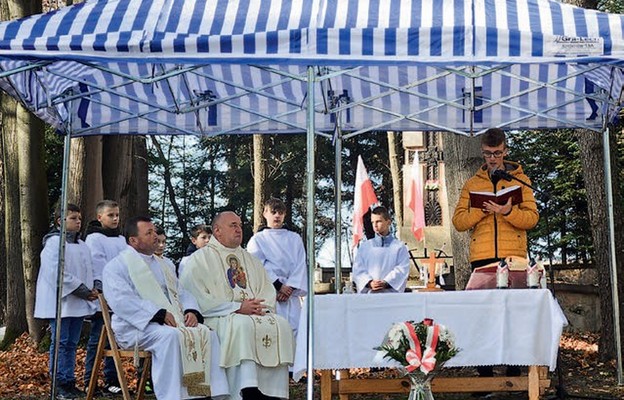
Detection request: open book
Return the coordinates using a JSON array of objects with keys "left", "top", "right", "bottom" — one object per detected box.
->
[{"left": 469, "top": 185, "right": 522, "bottom": 209}]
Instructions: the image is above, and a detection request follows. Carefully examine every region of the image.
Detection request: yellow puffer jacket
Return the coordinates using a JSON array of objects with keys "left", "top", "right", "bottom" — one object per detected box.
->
[{"left": 452, "top": 161, "right": 539, "bottom": 263}]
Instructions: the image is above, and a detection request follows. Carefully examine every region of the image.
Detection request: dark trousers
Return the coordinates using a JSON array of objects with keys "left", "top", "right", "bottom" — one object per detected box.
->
[{"left": 84, "top": 313, "right": 117, "bottom": 387}]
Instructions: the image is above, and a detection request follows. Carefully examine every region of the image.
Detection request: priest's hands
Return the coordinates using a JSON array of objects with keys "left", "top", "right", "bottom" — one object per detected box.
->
[
  {"left": 184, "top": 312, "right": 198, "bottom": 327},
  {"left": 370, "top": 279, "right": 388, "bottom": 291},
  {"left": 277, "top": 284, "right": 294, "bottom": 302},
  {"left": 237, "top": 299, "right": 268, "bottom": 315},
  {"left": 164, "top": 311, "right": 177, "bottom": 327}
]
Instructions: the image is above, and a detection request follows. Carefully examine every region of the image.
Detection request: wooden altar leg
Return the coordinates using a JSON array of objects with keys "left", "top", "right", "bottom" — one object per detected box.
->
[
  {"left": 528, "top": 365, "right": 539, "bottom": 400},
  {"left": 338, "top": 369, "right": 350, "bottom": 400},
  {"left": 320, "top": 370, "right": 332, "bottom": 400}
]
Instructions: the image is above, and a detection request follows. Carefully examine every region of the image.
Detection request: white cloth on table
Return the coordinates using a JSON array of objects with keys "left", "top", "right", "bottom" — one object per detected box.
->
[
  {"left": 352, "top": 234, "right": 410, "bottom": 293},
  {"left": 181, "top": 236, "right": 294, "bottom": 400},
  {"left": 34, "top": 235, "right": 96, "bottom": 319},
  {"left": 293, "top": 290, "right": 568, "bottom": 381},
  {"left": 247, "top": 228, "right": 308, "bottom": 335},
  {"left": 103, "top": 246, "right": 229, "bottom": 400}
]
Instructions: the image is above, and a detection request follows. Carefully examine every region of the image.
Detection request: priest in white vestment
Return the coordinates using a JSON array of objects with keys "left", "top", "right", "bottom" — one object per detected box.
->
[
  {"left": 247, "top": 198, "right": 307, "bottom": 339},
  {"left": 181, "top": 211, "right": 294, "bottom": 400},
  {"left": 353, "top": 206, "right": 410, "bottom": 293},
  {"left": 103, "top": 216, "right": 229, "bottom": 400}
]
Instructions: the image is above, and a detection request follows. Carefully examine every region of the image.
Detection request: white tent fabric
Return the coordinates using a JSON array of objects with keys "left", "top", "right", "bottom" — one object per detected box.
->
[{"left": 0, "top": 0, "right": 622, "bottom": 136}]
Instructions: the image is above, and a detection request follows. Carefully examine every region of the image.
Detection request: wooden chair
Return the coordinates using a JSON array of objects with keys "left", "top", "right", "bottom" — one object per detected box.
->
[{"left": 86, "top": 293, "right": 152, "bottom": 400}]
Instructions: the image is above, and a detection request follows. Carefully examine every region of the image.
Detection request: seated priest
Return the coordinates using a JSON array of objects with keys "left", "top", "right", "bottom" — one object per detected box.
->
[
  {"left": 102, "top": 216, "right": 229, "bottom": 400},
  {"left": 181, "top": 211, "right": 294, "bottom": 400}
]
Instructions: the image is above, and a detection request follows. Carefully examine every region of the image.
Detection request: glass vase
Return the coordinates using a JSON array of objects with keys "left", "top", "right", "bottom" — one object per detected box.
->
[{"left": 406, "top": 372, "right": 434, "bottom": 400}]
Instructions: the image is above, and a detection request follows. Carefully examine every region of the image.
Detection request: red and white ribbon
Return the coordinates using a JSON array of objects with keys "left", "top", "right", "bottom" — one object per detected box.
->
[{"left": 403, "top": 320, "right": 440, "bottom": 374}]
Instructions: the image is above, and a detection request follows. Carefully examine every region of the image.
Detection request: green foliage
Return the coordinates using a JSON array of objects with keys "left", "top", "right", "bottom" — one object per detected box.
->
[
  {"left": 147, "top": 130, "right": 396, "bottom": 259},
  {"left": 507, "top": 130, "right": 592, "bottom": 262},
  {"left": 43, "top": 127, "right": 64, "bottom": 223},
  {"left": 597, "top": 0, "right": 624, "bottom": 13}
]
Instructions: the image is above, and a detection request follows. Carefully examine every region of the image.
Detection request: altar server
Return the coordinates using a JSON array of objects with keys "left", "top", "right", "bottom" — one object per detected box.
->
[
  {"left": 103, "top": 216, "right": 229, "bottom": 400},
  {"left": 181, "top": 211, "right": 294, "bottom": 400},
  {"left": 83, "top": 199, "right": 127, "bottom": 394},
  {"left": 247, "top": 198, "right": 307, "bottom": 338},
  {"left": 352, "top": 206, "right": 410, "bottom": 293},
  {"left": 35, "top": 203, "right": 98, "bottom": 399}
]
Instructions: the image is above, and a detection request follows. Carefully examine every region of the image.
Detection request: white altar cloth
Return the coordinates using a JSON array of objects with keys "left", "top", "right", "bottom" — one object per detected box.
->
[{"left": 293, "top": 289, "right": 567, "bottom": 380}]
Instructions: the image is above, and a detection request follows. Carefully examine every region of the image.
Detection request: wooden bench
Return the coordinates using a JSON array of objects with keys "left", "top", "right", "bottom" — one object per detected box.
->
[{"left": 319, "top": 366, "right": 550, "bottom": 400}]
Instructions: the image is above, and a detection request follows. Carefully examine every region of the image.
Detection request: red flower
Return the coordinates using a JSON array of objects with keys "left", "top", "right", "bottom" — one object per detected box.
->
[{"left": 423, "top": 318, "right": 434, "bottom": 326}]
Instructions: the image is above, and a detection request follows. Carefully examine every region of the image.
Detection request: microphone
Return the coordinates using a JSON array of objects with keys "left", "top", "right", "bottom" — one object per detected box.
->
[{"left": 492, "top": 169, "right": 513, "bottom": 181}]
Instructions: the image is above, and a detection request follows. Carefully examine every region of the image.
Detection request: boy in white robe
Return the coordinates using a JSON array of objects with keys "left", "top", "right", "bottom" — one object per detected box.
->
[
  {"left": 181, "top": 211, "right": 294, "bottom": 400},
  {"left": 35, "top": 203, "right": 98, "bottom": 399},
  {"left": 247, "top": 198, "right": 307, "bottom": 339},
  {"left": 352, "top": 206, "right": 410, "bottom": 293},
  {"left": 102, "top": 216, "right": 229, "bottom": 400},
  {"left": 83, "top": 200, "right": 127, "bottom": 394}
]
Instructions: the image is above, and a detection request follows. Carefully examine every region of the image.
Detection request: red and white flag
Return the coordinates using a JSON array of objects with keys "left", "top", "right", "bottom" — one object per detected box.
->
[
  {"left": 408, "top": 151, "right": 425, "bottom": 241},
  {"left": 352, "top": 156, "right": 378, "bottom": 248}
]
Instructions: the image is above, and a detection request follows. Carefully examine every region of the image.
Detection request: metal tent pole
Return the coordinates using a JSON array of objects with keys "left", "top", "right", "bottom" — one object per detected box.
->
[
  {"left": 305, "top": 65, "right": 317, "bottom": 400},
  {"left": 50, "top": 127, "right": 72, "bottom": 400},
  {"left": 602, "top": 125, "right": 623, "bottom": 385},
  {"left": 334, "top": 127, "right": 343, "bottom": 294}
]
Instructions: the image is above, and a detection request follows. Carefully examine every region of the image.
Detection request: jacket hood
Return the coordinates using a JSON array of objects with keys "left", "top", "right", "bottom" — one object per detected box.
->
[
  {"left": 43, "top": 227, "right": 80, "bottom": 246},
  {"left": 84, "top": 220, "right": 121, "bottom": 238}
]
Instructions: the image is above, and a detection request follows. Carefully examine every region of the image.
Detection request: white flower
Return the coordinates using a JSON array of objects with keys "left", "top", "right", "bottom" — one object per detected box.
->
[
  {"left": 438, "top": 325, "right": 456, "bottom": 348},
  {"left": 387, "top": 323, "right": 404, "bottom": 348}
]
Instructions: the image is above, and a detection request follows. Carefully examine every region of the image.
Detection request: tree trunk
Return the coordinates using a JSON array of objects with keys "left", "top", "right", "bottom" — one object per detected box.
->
[
  {"left": 1, "top": 95, "right": 27, "bottom": 347},
  {"left": 387, "top": 131, "right": 403, "bottom": 233},
  {"left": 150, "top": 136, "right": 187, "bottom": 236},
  {"left": 102, "top": 136, "right": 149, "bottom": 221},
  {"left": 253, "top": 134, "right": 267, "bottom": 232},
  {"left": 443, "top": 134, "right": 483, "bottom": 289},
  {"left": 576, "top": 129, "right": 624, "bottom": 362},
  {"left": 68, "top": 136, "right": 103, "bottom": 224},
  {"left": 0, "top": 102, "right": 5, "bottom": 326},
  {"left": 17, "top": 106, "right": 47, "bottom": 341}
]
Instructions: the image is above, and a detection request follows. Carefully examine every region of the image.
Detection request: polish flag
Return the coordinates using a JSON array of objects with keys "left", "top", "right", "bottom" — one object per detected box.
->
[
  {"left": 408, "top": 151, "right": 426, "bottom": 241},
  {"left": 352, "top": 156, "right": 378, "bottom": 248}
]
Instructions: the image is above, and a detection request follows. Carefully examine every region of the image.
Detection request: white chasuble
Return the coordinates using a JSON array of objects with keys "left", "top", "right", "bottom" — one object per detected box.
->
[
  {"left": 181, "top": 237, "right": 294, "bottom": 369},
  {"left": 122, "top": 250, "right": 212, "bottom": 396}
]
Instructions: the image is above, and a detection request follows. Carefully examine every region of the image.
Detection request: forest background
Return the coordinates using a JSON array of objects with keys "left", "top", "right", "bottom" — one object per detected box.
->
[{"left": 1, "top": 0, "right": 624, "bottom": 384}]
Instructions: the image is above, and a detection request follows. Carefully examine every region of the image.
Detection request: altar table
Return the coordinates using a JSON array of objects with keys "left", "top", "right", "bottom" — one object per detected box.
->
[{"left": 293, "top": 289, "right": 568, "bottom": 399}]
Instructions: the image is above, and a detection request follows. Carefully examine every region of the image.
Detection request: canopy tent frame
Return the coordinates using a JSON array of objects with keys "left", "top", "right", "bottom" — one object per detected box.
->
[
  {"left": 41, "top": 63, "right": 623, "bottom": 399},
  {"left": 0, "top": 0, "right": 623, "bottom": 397}
]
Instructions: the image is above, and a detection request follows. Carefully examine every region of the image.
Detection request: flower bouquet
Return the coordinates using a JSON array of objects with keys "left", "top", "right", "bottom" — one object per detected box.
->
[{"left": 374, "top": 318, "right": 460, "bottom": 400}]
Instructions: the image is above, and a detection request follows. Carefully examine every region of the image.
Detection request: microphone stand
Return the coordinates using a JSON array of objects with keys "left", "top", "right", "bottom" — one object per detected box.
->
[{"left": 500, "top": 173, "right": 571, "bottom": 399}]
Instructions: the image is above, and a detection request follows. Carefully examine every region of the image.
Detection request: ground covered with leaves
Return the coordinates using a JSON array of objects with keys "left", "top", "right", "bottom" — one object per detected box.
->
[{"left": 0, "top": 332, "right": 622, "bottom": 399}]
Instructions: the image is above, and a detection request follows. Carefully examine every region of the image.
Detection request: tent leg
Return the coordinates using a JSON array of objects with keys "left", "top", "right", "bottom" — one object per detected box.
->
[
  {"left": 602, "top": 126, "right": 623, "bottom": 385},
  {"left": 305, "top": 66, "right": 317, "bottom": 400},
  {"left": 334, "top": 130, "right": 342, "bottom": 294},
  {"left": 51, "top": 129, "right": 72, "bottom": 400}
]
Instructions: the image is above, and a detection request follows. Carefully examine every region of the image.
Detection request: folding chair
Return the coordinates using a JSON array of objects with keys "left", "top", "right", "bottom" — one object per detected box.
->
[{"left": 86, "top": 293, "right": 152, "bottom": 400}]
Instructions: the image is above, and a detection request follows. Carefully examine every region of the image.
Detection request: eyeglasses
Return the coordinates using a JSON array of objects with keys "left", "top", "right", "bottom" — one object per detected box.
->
[{"left": 482, "top": 150, "right": 505, "bottom": 158}]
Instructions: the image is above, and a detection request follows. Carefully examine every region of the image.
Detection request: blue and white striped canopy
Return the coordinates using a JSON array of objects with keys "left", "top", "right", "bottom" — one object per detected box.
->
[{"left": 0, "top": 0, "right": 622, "bottom": 135}]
